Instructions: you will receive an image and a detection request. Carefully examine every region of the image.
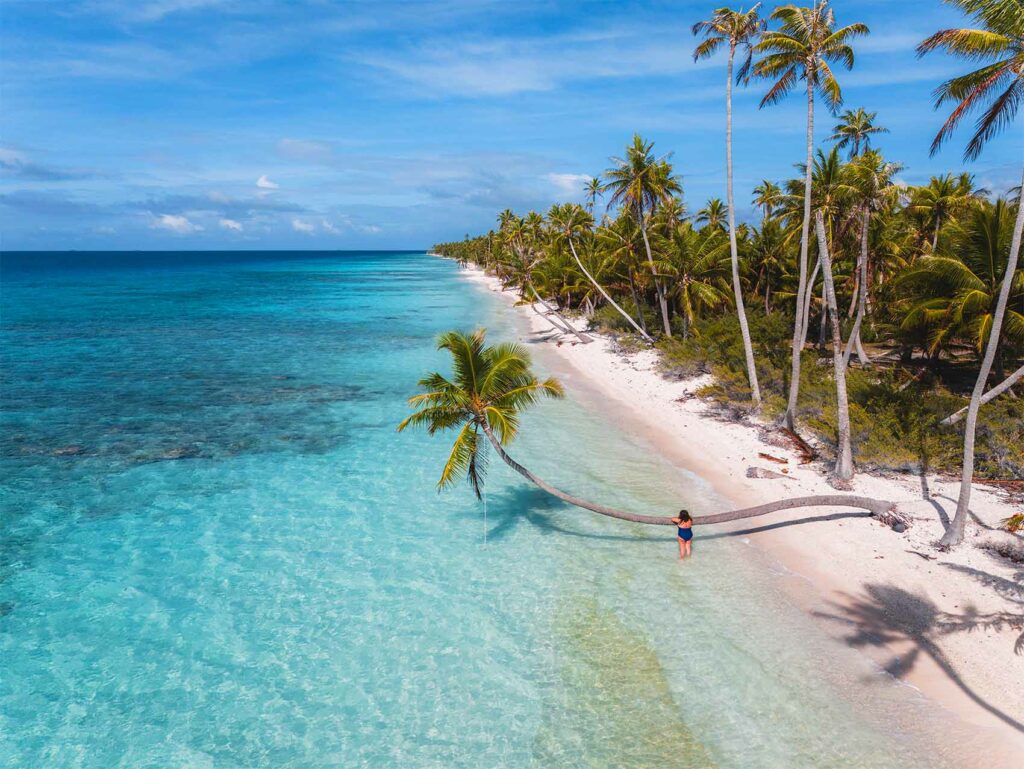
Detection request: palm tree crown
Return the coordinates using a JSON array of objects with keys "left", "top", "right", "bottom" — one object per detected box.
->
[
  {"left": 397, "top": 330, "right": 563, "bottom": 497},
  {"left": 692, "top": 4, "right": 765, "bottom": 78},
  {"left": 917, "top": 0, "right": 1024, "bottom": 160},
  {"left": 830, "top": 107, "right": 889, "bottom": 157},
  {"left": 753, "top": 1, "right": 869, "bottom": 110}
]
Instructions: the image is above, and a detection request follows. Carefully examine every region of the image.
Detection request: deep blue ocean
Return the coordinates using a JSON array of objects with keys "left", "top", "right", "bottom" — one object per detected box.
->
[{"left": 1, "top": 251, "right": 945, "bottom": 767}]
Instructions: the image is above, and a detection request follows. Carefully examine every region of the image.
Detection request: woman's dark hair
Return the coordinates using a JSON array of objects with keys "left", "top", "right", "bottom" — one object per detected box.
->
[{"left": 678, "top": 509, "right": 692, "bottom": 523}]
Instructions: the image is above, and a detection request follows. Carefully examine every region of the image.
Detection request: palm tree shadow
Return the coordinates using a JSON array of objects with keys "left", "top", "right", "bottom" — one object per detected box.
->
[{"left": 816, "top": 583, "right": 1024, "bottom": 734}]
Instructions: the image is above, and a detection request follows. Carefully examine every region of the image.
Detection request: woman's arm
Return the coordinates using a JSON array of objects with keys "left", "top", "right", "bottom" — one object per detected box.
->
[{"left": 670, "top": 517, "right": 681, "bottom": 525}]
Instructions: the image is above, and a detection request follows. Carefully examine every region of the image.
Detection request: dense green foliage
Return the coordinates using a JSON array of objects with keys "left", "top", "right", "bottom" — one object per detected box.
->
[{"left": 430, "top": 0, "right": 1024, "bottom": 481}]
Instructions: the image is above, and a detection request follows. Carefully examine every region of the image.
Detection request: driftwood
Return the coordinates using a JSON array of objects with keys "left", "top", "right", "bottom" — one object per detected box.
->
[{"left": 759, "top": 452, "right": 789, "bottom": 465}]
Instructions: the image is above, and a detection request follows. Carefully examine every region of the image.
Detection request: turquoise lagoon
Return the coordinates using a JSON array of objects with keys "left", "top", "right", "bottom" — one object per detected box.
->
[{"left": 1, "top": 251, "right": 945, "bottom": 767}]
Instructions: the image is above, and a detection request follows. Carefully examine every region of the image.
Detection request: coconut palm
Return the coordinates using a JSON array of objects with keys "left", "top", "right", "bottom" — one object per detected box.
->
[
  {"left": 695, "top": 198, "right": 730, "bottom": 232},
  {"left": 662, "top": 222, "right": 732, "bottom": 339},
  {"left": 814, "top": 211, "right": 855, "bottom": 481},
  {"left": 844, "top": 150, "right": 903, "bottom": 366},
  {"left": 830, "top": 107, "right": 889, "bottom": 158},
  {"left": 400, "top": 328, "right": 894, "bottom": 526},
  {"left": 694, "top": 3, "right": 765, "bottom": 403},
  {"left": 549, "top": 202, "right": 654, "bottom": 342},
  {"left": 598, "top": 213, "right": 652, "bottom": 333},
  {"left": 917, "top": 0, "right": 1024, "bottom": 161},
  {"left": 899, "top": 199, "right": 1024, "bottom": 365},
  {"left": 908, "top": 173, "right": 979, "bottom": 252},
  {"left": 754, "top": 0, "right": 869, "bottom": 430},
  {"left": 604, "top": 134, "right": 681, "bottom": 337},
  {"left": 584, "top": 176, "right": 603, "bottom": 213},
  {"left": 943, "top": 185, "right": 1024, "bottom": 547},
  {"left": 752, "top": 179, "right": 783, "bottom": 221}
]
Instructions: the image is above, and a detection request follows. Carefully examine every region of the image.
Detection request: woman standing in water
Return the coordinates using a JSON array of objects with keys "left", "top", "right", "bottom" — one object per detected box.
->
[{"left": 672, "top": 510, "right": 693, "bottom": 559}]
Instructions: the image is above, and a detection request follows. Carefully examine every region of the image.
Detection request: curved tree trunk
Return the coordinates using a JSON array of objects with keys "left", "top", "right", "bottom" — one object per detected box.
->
[
  {"left": 567, "top": 237, "right": 654, "bottom": 343},
  {"left": 726, "top": 48, "right": 762, "bottom": 407},
  {"left": 941, "top": 364, "right": 1024, "bottom": 426},
  {"left": 528, "top": 283, "right": 593, "bottom": 343},
  {"left": 482, "top": 423, "right": 890, "bottom": 526},
  {"left": 815, "top": 211, "right": 855, "bottom": 482},
  {"left": 942, "top": 173, "right": 1024, "bottom": 547},
  {"left": 785, "top": 78, "right": 815, "bottom": 431}
]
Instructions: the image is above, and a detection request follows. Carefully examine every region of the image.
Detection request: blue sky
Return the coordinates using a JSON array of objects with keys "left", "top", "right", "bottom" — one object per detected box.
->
[{"left": 1, "top": 0, "right": 1020, "bottom": 251}]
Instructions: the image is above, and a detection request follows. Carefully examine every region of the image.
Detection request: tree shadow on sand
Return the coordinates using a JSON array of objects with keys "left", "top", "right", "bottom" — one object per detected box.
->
[{"left": 816, "top": 582, "right": 1024, "bottom": 734}]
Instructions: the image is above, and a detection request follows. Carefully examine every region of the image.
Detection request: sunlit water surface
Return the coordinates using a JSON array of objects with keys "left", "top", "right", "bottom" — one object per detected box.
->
[{"left": 1, "top": 251, "right": 946, "bottom": 767}]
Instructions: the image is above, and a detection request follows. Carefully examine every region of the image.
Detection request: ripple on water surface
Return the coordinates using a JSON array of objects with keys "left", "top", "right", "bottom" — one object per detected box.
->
[{"left": 0, "top": 251, "right": 947, "bottom": 767}]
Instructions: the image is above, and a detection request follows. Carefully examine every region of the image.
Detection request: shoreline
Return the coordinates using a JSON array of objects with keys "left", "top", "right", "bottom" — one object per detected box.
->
[{"left": 457, "top": 261, "right": 1024, "bottom": 766}]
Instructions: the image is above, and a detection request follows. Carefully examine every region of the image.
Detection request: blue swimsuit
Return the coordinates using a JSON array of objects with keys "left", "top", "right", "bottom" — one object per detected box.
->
[{"left": 678, "top": 526, "right": 693, "bottom": 542}]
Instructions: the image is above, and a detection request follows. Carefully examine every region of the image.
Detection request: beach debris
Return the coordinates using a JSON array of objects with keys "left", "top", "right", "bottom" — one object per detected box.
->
[
  {"left": 746, "top": 466, "right": 788, "bottom": 479},
  {"left": 758, "top": 452, "right": 789, "bottom": 465},
  {"left": 907, "top": 550, "right": 937, "bottom": 561},
  {"left": 781, "top": 428, "right": 816, "bottom": 464}
]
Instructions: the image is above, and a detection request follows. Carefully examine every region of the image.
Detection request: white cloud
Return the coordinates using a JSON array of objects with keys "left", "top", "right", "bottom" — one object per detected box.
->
[
  {"left": 219, "top": 218, "right": 243, "bottom": 232},
  {"left": 150, "top": 213, "right": 202, "bottom": 234},
  {"left": 321, "top": 219, "right": 339, "bottom": 234},
  {"left": 291, "top": 218, "right": 315, "bottom": 234},
  {"left": 256, "top": 174, "right": 279, "bottom": 190},
  {"left": 547, "top": 172, "right": 590, "bottom": 198}
]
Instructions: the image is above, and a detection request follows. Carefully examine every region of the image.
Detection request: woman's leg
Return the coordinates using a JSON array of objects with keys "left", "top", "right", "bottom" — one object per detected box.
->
[
  {"left": 684, "top": 539, "right": 692, "bottom": 558},
  {"left": 677, "top": 538, "right": 685, "bottom": 559}
]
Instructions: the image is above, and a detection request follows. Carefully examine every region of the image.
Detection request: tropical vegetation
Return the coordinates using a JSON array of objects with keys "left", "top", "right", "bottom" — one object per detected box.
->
[{"left": 420, "top": 0, "right": 1024, "bottom": 547}]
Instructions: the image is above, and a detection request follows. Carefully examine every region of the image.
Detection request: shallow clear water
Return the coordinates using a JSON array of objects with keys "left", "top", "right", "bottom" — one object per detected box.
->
[{"left": 1, "top": 251, "right": 940, "bottom": 767}]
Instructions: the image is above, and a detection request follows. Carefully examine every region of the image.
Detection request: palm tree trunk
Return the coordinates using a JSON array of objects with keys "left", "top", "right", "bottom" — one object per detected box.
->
[
  {"left": 639, "top": 211, "right": 673, "bottom": 337},
  {"left": 941, "top": 364, "right": 1024, "bottom": 426},
  {"left": 528, "top": 283, "right": 593, "bottom": 344},
  {"left": 481, "top": 423, "right": 891, "bottom": 526},
  {"left": 799, "top": 258, "right": 820, "bottom": 345},
  {"left": 785, "top": 78, "right": 815, "bottom": 431},
  {"left": 843, "top": 207, "right": 871, "bottom": 367},
  {"left": 726, "top": 48, "right": 762, "bottom": 407},
  {"left": 567, "top": 237, "right": 654, "bottom": 343},
  {"left": 942, "top": 174, "right": 1024, "bottom": 547},
  {"left": 932, "top": 216, "right": 941, "bottom": 252},
  {"left": 815, "top": 211, "right": 855, "bottom": 482},
  {"left": 818, "top": 280, "right": 829, "bottom": 351},
  {"left": 627, "top": 269, "right": 648, "bottom": 334}
]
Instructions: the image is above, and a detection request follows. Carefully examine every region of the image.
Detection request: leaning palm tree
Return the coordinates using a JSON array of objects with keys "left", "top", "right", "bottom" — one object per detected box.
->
[
  {"left": 917, "top": 0, "right": 1024, "bottom": 161},
  {"left": 830, "top": 107, "right": 888, "bottom": 158},
  {"left": 549, "top": 203, "right": 654, "bottom": 343},
  {"left": 917, "top": 1, "right": 1024, "bottom": 547},
  {"left": 694, "top": 4, "right": 765, "bottom": 404},
  {"left": 754, "top": 1, "right": 869, "bottom": 431},
  {"left": 399, "top": 329, "right": 895, "bottom": 526},
  {"left": 604, "top": 134, "right": 681, "bottom": 337},
  {"left": 943, "top": 191, "right": 1024, "bottom": 547}
]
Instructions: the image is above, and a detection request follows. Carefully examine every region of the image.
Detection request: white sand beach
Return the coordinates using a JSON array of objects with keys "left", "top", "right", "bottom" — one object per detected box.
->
[{"left": 461, "top": 263, "right": 1024, "bottom": 765}]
